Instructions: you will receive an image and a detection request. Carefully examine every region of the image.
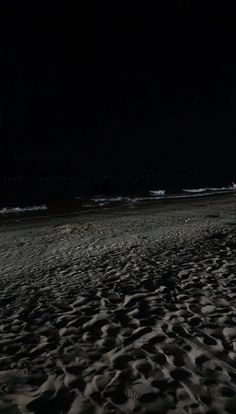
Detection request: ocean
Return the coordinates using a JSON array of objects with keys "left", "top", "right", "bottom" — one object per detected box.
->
[{"left": 0, "top": 174, "right": 235, "bottom": 220}]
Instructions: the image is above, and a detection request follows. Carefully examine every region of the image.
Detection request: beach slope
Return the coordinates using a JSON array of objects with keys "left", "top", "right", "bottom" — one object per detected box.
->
[{"left": 0, "top": 195, "right": 235, "bottom": 413}]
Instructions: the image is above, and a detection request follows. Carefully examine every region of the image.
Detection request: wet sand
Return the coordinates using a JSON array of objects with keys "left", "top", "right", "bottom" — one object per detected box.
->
[{"left": 0, "top": 195, "right": 236, "bottom": 413}]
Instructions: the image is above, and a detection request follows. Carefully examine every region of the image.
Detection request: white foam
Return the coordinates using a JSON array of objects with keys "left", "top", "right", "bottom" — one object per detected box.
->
[
  {"left": 183, "top": 185, "right": 236, "bottom": 194},
  {"left": 149, "top": 190, "right": 166, "bottom": 196},
  {"left": 0, "top": 205, "right": 47, "bottom": 215},
  {"left": 79, "top": 183, "right": 236, "bottom": 208},
  {"left": 92, "top": 196, "right": 133, "bottom": 203},
  {"left": 183, "top": 188, "right": 208, "bottom": 193}
]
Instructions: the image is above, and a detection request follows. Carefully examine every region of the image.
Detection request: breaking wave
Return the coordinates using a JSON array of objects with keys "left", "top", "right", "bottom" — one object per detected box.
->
[
  {"left": 182, "top": 184, "right": 236, "bottom": 194},
  {"left": 92, "top": 196, "right": 133, "bottom": 203},
  {"left": 0, "top": 205, "right": 47, "bottom": 215},
  {"left": 149, "top": 190, "right": 166, "bottom": 196}
]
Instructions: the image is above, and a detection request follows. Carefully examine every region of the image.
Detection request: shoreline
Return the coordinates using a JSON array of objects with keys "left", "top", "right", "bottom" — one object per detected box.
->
[
  {"left": 0, "top": 194, "right": 235, "bottom": 413},
  {"left": 0, "top": 193, "right": 235, "bottom": 232}
]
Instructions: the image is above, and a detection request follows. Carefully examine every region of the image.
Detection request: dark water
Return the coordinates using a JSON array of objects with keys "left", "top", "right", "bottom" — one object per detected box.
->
[{"left": 0, "top": 174, "right": 235, "bottom": 219}]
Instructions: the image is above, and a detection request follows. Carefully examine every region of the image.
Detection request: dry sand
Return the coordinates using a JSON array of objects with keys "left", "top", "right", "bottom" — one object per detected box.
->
[{"left": 0, "top": 195, "right": 236, "bottom": 413}]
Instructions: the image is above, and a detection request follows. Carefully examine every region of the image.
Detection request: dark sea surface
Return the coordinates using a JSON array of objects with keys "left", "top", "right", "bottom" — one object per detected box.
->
[{"left": 0, "top": 174, "right": 235, "bottom": 221}]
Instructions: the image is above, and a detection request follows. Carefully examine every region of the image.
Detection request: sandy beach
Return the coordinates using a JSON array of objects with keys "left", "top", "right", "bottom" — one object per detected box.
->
[{"left": 0, "top": 194, "right": 236, "bottom": 414}]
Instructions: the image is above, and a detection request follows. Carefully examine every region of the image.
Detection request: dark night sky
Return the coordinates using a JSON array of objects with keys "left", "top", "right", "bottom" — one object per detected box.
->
[{"left": 0, "top": 2, "right": 235, "bottom": 179}]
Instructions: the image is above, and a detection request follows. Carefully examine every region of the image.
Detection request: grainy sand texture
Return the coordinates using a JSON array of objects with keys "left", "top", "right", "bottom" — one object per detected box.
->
[{"left": 0, "top": 195, "right": 236, "bottom": 414}]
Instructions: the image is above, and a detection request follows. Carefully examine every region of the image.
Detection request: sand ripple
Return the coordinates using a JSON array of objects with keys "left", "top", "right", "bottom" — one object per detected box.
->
[{"left": 0, "top": 200, "right": 236, "bottom": 413}]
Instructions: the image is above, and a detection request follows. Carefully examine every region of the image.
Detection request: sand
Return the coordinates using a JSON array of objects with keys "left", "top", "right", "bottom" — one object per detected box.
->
[{"left": 0, "top": 195, "right": 236, "bottom": 413}]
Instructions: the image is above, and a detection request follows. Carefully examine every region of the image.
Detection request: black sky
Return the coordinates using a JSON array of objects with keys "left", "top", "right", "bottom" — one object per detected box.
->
[{"left": 0, "top": 2, "right": 235, "bottom": 178}]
